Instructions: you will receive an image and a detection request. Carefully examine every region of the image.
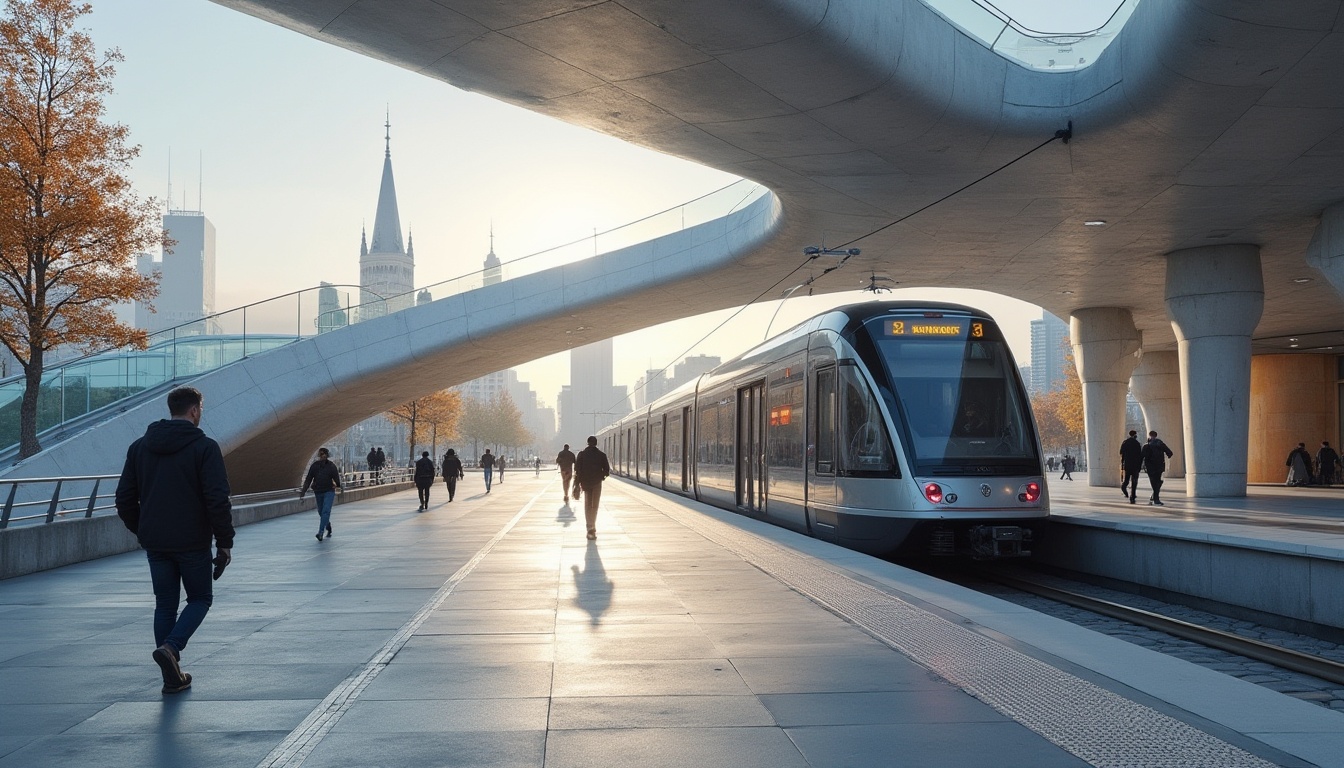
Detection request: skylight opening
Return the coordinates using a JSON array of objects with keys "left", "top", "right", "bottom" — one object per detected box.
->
[{"left": 920, "top": 0, "right": 1140, "bottom": 72}]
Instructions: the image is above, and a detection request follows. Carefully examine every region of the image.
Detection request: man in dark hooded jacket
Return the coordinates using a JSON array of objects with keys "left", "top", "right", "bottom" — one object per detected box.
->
[
  {"left": 116, "top": 387, "right": 233, "bottom": 694},
  {"left": 1119, "top": 430, "right": 1144, "bottom": 504}
]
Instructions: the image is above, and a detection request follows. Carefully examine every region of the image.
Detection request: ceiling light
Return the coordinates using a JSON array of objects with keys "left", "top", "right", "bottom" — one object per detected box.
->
[
  {"left": 1289, "top": 338, "right": 1299, "bottom": 342},
  {"left": 1083, "top": 220, "right": 1106, "bottom": 226},
  {"left": 1290, "top": 344, "right": 1300, "bottom": 348},
  {"left": 1293, "top": 278, "right": 1313, "bottom": 283},
  {"left": 1060, "top": 290, "right": 1074, "bottom": 294}
]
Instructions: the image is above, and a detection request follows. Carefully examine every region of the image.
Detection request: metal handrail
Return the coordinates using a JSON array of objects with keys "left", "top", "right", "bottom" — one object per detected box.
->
[{"left": 0, "top": 467, "right": 415, "bottom": 530}]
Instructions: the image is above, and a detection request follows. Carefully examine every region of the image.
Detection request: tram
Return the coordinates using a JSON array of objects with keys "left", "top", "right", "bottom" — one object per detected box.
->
[{"left": 598, "top": 301, "right": 1047, "bottom": 558}]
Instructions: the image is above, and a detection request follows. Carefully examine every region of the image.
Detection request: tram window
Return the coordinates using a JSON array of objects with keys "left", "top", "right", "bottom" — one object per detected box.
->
[
  {"left": 815, "top": 367, "right": 836, "bottom": 474},
  {"left": 838, "top": 365, "right": 894, "bottom": 474}
]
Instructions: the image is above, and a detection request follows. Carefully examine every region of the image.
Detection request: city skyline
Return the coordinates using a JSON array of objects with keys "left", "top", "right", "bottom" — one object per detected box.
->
[{"left": 89, "top": 0, "right": 1044, "bottom": 418}]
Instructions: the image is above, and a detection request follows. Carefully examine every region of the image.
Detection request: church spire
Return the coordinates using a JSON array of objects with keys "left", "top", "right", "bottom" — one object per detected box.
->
[
  {"left": 360, "top": 224, "right": 368, "bottom": 257},
  {"left": 407, "top": 229, "right": 415, "bottom": 261},
  {"left": 368, "top": 116, "right": 404, "bottom": 255}
]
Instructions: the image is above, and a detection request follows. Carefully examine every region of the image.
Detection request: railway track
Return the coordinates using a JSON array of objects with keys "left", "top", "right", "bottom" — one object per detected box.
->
[{"left": 973, "top": 569, "right": 1344, "bottom": 688}]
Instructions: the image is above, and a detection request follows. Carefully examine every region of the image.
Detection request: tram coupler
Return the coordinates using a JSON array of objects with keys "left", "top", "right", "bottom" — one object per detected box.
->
[{"left": 968, "top": 525, "right": 1032, "bottom": 559}]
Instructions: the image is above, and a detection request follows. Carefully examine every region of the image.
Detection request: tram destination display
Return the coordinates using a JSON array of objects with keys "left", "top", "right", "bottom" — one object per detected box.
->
[{"left": 883, "top": 318, "right": 985, "bottom": 339}]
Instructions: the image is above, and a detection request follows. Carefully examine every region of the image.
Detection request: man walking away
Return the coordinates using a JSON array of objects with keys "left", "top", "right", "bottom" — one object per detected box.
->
[
  {"left": 556, "top": 444, "right": 577, "bottom": 502},
  {"left": 1119, "top": 430, "right": 1144, "bottom": 504},
  {"left": 1287, "top": 442, "right": 1313, "bottom": 486},
  {"left": 1060, "top": 454, "right": 1074, "bottom": 481},
  {"left": 375, "top": 447, "right": 387, "bottom": 484},
  {"left": 1317, "top": 441, "right": 1340, "bottom": 487},
  {"left": 497, "top": 455, "right": 506, "bottom": 484},
  {"left": 480, "top": 448, "right": 495, "bottom": 492},
  {"left": 414, "top": 451, "right": 436, "bottom": 510},
  {"left": 442, "top": 449, "right": 464, "bottom": 501},
  {"left": 116, "top": 387, "right": 232, "bottom": 695},
  {"left": 1141, "top": 430, "right": 1175, "bottom": 505},
  {"left": 575, "top": 436, "right": 611, "bottom": 540}
]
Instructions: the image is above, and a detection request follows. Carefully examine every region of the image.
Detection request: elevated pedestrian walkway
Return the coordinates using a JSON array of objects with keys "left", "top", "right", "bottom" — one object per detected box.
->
[{"left": 2, "top": 472, "right": 1339, "bottom": 767}]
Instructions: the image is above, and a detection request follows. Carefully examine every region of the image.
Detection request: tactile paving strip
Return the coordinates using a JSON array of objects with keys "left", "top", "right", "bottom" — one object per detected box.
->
[{"left": 656, "top": 502, "right": 1276, "bottom": 768}]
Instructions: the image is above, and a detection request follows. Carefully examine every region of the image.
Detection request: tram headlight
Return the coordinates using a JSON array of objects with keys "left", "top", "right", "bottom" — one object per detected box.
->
[
  {"left": 923, "top": 483, "right": 944, "bottom": 504},
  {"left": 1017, "top": 482, "right": 1041, "bottom": 503}
]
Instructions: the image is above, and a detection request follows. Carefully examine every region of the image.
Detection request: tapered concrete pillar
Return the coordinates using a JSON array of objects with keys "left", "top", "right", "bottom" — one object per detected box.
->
[
  {"left": 1306, "top": 201, "right": 1344, "bottom": 298},
  {"left": 1165, "top": 244, "right": 1263, "bottom": 497},
  {"left": 1070, "top": 308, "right": 1141, "bottom": 487},
  {"left": 1129, "top": 351, "right": 1184, "bottom": 478}
]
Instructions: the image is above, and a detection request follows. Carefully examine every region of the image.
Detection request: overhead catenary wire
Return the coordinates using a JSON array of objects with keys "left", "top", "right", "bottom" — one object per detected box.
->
[{"left": 606, "top": 124, "right": 1074, "bottom": 416}]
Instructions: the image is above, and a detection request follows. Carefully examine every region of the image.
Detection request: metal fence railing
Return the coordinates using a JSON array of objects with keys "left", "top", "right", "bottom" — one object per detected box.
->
[{"left": 0, "top": 467, "right": 415, "bottom": 530}]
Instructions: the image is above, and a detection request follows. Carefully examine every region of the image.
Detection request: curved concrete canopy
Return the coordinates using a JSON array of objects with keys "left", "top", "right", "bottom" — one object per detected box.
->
[
  {"left": 7, "top": 197, "right": 780, "bottom": 491},
  {"left": 215, "top": 0, "right": 1344, "bottom": 353}
]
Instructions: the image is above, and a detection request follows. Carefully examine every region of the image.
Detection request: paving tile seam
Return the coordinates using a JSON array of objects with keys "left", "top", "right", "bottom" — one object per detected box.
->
[
  {"left": 253, "top": 489, "right": 546, "bottom": 768},
  {"left": 641, "top": 493, "right": 1278, "bottom": 768}
]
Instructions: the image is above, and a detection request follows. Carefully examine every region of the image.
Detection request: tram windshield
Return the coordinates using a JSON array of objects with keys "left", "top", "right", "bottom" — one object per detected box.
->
[{"left": 862, "top": 316, "right": 1040, "bottom": 475}]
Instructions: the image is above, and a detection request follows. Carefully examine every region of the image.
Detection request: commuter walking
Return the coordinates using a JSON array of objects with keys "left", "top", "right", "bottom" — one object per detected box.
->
[
  {"left": 115, "top": 386, "right": 233, "bottom": 695},
  {"left": 375, "top": 447, "right": 387, "bottom": 483},
  {"left": 575, "top": 435, "right": 611, "bottom": 540},
  {"left": 480, "top": 448, "right": 495, "bottom": 492},
  {"left": 1286, "top": 442, "right": 1313, "bottom": 486},
  {"left": 1317, "top": 441, "right": 1340, "bottom": 487},
  {"left": 1059, "top": 454, "right": 1075, "bottom": 481},
  {"left": 1141, "top": 431, "right": 1175, "bottom": 505},
  {"left": 300, "top": 447, "right": 342, "bottom": 541},
  {"left": 366, "top": 447, "right": 377, "bottom": 482},
  {"left": 497, "top": 455, "right": 506, "bottom": 484},
  {"left": 556, "top": 444, "right": 577, "bottom": 502},
  {"left": 442, "top": 449, "right": 464, "bottom": 501},
  {"left": 1119, "top": 430, "right": 1144, "bottom": 504},
  {"left": 414, "top": 451, "right": 436, "bottom": 510},
  {"left": 535, "top": 456, "right": 541, "bottom": 476}
]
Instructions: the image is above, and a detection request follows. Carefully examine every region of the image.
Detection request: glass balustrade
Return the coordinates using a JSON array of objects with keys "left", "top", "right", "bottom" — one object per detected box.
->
[{"left": 922, "top": 0, "right": 1140, "bottom": 72}]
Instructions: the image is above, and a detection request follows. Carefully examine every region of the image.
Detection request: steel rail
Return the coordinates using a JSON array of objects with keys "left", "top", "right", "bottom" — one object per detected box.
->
[{"left": 982, "top": 570, "right": 1344, "bottom": 687}]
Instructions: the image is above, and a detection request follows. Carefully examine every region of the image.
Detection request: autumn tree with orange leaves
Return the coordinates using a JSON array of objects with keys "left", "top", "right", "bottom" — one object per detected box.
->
[
  {"left": 387, "top": 390, "right": 463, "bottom": 464},
  {"left": 0, "top": 0, "right": 161, "bottom": 458}
]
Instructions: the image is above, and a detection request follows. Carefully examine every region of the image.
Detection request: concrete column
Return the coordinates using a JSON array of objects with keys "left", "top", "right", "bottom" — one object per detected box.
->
[
  {"left": 1306, "top": 201, "right": 1344, "bottom": 298},
  {"left": 1128, "top": 351, "right": 1184, "bottom": 478},
  {"left": 1069, "top": 308, "right": 1141, "bottom": 487},
  {"left": 1165, "top": 244, "right": 1263, "bottom": 497}
]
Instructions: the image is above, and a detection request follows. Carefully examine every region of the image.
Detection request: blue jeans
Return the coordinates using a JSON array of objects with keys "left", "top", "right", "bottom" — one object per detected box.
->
[
  {"left": 147, "top": 549, "right": 214, "bottom": 652},
  {"left": 483, "top": 467, "right": 493, "bottom": 490},
  {"left": 316, "top": 491, "right": 334, "bottom": 534}
]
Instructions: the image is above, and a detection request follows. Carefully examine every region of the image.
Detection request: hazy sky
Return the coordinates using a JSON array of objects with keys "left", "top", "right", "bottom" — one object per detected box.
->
[{"left": 88, "top": 0, "right": 1049, "bottom": 415}]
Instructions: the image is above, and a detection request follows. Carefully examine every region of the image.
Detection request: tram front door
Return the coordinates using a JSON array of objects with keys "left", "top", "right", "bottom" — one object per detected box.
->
[{"left": 737, "top": 382, "right": 766, "bottom": 512}]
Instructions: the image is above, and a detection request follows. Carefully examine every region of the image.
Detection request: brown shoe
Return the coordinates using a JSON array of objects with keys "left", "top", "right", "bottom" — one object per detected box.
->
[
  {"left": 153, "top": 644, "right": 190, "bottom": 693},
  {"left": 162, "top": 672, "right": 192, "bottom": 694}
]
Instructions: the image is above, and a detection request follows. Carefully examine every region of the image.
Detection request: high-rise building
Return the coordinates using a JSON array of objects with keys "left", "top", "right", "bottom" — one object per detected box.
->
[
  {"left": 1029, "top": 313, "right": 1070, "bottom": 395},
  {"left": 560, "top": 338, "right": 630, "bottom": 437},
  {"left": 359, "top": 119, "right": 414, "bottom": 319},
  {"left": 135, "top": 209, "right": 217, "bottom": 335}
]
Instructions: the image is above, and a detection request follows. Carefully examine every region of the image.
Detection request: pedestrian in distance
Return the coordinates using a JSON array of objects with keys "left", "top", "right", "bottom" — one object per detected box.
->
[
  {"left": 1317, "top": 441, "right": 1340, "bottom": 487},
  {"left": 1286, "top": 442, "right": 1313, "bottom": 486},
  {"left": 115, "top": 386, "right": 233, "bottom": 695},
  {"left": 480, "top": 448, "right": 495, "bottom": 492},
  {"left": 442, "top": 449, "right": 464, "bottom": 501},
  {"left": 300, "top": 447, "right": 342, "bottom": 541},
  {"left": 575, "top": 435, "right": 611, "bottom": 540},
  {"left": 414, "top": 451, "right": 436, "bottom": 510},
  {"left": 1119, "top": 430, "right": 1144, "bottom": 504},
  {"left": 556, "top": 444, "right": 577, "bottom": 502},
  {"left": 375, "top": 447, "right": 387, "bottom": 484},
  {"left": 1141, "top": 431, "right": 1175, "bottom": 505},
  {"left": 535, "top": 456, "right": 541, "bottom": 476},
  {"left": 365, "top": 447, "right": 377, "bottom": 478},
  {"left": 497, "top": 455, "right": 506, "bottom": 484},
  {"left": 1059, "top": 454, "right": 1075, "bottom": 481}
]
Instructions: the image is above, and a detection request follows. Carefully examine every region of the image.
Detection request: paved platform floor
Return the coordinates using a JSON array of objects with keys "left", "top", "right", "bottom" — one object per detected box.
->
[{"left": 2, "top": 471, "right": 1340, "bottom": 767}]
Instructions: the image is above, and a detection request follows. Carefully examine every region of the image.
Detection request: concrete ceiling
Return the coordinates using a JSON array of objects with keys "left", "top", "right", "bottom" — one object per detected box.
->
[{"left": 213, "top": 0, "right": 1344, "bottom": 354}]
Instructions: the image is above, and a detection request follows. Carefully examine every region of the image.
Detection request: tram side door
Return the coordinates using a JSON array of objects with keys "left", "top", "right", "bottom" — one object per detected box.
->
[
  {"left": 808, "top": 364, "right": 838, "bottom": 528},
  {"left": 736, "top": 382, "right": 766, "bottom": 512}
]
